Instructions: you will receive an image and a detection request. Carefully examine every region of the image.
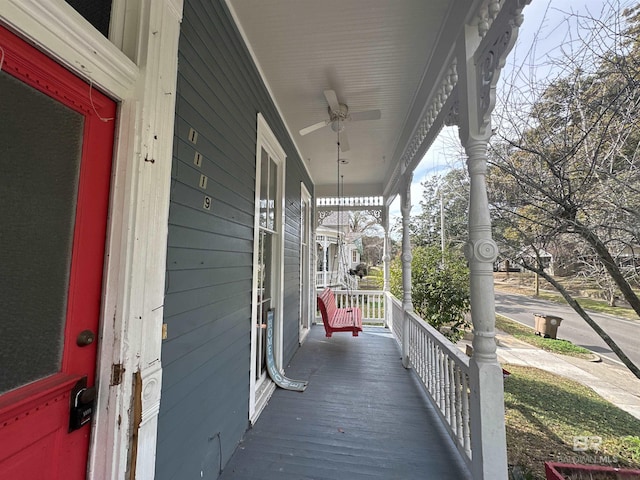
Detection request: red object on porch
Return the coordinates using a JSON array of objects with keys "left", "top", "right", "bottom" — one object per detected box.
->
[
  {"left": 544, "top": 462, "right": 640, "bottom": 479},
  {"left": 317, "top": 288, "right": 363, "bottom": 337}
]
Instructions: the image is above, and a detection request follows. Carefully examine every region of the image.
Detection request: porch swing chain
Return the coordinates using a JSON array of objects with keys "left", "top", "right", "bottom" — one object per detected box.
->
[
  {"left": 333, "top": 130, "right": 341, "bottom": 289},
  {"left": 335, "top": 129, "right": 354, "bottom": 313}
]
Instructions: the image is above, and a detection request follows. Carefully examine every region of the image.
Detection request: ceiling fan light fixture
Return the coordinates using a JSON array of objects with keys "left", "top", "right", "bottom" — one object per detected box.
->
[
  {"left": 298, "top": 89, "right": 380, "bottom": 154},
  {"left": 331, "top": 119, "right": 345, "bottom": 133}
]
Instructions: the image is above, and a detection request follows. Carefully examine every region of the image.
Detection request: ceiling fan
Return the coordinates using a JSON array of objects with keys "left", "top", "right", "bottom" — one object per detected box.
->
[{"left": 299, "top": 89, "right": 381, "bottom": 152}]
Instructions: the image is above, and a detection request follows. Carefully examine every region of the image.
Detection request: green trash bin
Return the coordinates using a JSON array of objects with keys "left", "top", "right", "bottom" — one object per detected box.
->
[{"left": 534, "top": 314, "right": 563, "bottom": 339}]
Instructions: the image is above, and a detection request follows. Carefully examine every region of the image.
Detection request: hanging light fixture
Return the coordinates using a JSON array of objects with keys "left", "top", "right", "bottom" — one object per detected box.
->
[{"left": 331, "top": 117, "right": 345, "bottom": 133}]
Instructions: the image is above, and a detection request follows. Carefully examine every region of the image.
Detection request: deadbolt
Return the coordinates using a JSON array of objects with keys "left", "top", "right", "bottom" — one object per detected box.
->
[{"left": 76, "top": 329, "right": 96, "bottom": 346}]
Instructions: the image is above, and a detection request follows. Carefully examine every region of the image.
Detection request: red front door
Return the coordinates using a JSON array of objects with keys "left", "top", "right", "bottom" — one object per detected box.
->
[{"left": 0, "top": 26, "right": 116, "bottom": 479}]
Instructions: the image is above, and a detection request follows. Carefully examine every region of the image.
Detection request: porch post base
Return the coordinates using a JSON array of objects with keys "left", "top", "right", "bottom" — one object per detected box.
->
[{"left": 469, "top": 356, "right": 508, "bottom": 480}]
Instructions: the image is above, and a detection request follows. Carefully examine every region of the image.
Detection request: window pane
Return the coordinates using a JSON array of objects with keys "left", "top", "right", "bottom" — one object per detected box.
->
[
  {"left": 301, "top": 201, "right": 307, "bottom": 242},
  {"left": 256, "top": 230, "right": 272, "bottom": 381},
  {"left": 65, "top": 0, "right": 113, "bottom": 38},
  {"left": 260, "top": 148, "right": 268, "bottom": 228},
  {"left": 268, "top": 158, "right": 277, "bottom": 230},
  {"left": 257, "top": 232, "right": 264, "bottom": 296},
  {"left": 262, "top": 233, "right": 273, "bottom": 302},
  {"left": 0, "top": 72, "right": 84, "bottom": 394}
]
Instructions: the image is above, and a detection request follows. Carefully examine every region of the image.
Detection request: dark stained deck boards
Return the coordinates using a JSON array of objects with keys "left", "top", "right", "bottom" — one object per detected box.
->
[{"left": 219, "top": 326, "right": 471, "bottom": 480}]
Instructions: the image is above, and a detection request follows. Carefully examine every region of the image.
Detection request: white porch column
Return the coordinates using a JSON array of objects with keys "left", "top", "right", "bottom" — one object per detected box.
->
[
  {"left": 455, "top": 2, "right": 530, "bottom": 477},
  {"left": 400, "top": 175, "right": 414, "bottom": 312},
  {"left": 382, "top": 203, "right": 390, "bottom": 293},
  {"left": 464, "top": 138, "right": 507, "bottom": 480},
  {"left": 382, "top": 203, "right": 391, "bottom": 328},
  {"left": 322, "top": 240, "right": 328, "bottom": 287},
  {"left": 400, "top": 175, "right": 413, "bottom": 368}
]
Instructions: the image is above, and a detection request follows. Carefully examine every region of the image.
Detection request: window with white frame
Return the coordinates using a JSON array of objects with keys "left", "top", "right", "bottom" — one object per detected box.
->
[{"left": 250, "top": 114, "right": 285, "bottom": 421}]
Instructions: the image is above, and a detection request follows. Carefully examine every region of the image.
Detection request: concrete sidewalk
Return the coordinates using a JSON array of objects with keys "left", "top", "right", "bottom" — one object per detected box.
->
[{"left": 492, "top": 331, "right": 640, "bottom": 420}]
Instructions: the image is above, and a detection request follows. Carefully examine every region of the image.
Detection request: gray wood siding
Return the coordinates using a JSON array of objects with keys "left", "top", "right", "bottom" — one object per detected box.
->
[
  {"left": 283, "top": 161, "right": 306, "bottom": 362},
  {"left": 157, "top": 1, "right": 313, "bottom": 479}
]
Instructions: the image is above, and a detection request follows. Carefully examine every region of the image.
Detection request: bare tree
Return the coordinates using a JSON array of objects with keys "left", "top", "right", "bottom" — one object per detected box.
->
[
  {"left": 347, "top": 211, "right": 383, "bottom": 267},
  {"left": 361, "top": 235, "right": 384, "bottom": 265},
  {"left": 488, "top": 1, "right": 640, "bottom": 377}
]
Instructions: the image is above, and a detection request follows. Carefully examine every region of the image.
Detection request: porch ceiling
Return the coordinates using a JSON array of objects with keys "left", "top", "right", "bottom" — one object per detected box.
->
[{"left": 227, "top": 0, "right": 476, "bottom": 199}]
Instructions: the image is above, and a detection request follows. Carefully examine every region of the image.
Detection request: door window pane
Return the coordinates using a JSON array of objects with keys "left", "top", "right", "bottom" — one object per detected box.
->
[
  {"left": 259, "top": 150, "right": 278, "bottom": 231},
  {"left": 268, "top": 158, "right": 277, "bottom": 230},
  {"left": 301, "top": 201, "right": 307, "bottom": 242},
  {"left": 260, "top": 148, "right": 268, "bottom": 228},
  {"left": 256, "top": 231, "right": 273, "bottom": 380},
  {"left": 0, "top": 72, "right": 84, "bottom": 394}
]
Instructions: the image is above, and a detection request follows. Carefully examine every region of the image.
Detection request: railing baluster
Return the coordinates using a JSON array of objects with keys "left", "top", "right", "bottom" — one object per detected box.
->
[
  {"left": 448, "top": 359, "right": 455, "bottom": 426},
  {"left": 435, "top": 346, "right": 441, "bottom": 408},
  {"left": 419, "top": 330, "right": 424, "bottom": 382},
  {"left": 440, "top": 348, "right": 446, "bottom": 414},
  {"left": 427, "top": 336, "right": 434, "bottom": 395},
  {"left": 455, "top": 367, "right": 463, "bottom": 444},
  {"left": 444, "top": 357, "right": 451, "bottom": 421},
  {"left": 463, "top": 372, "right": 471, "bottom": 459},
  {"left": 422, "top": 333, "right": 428, "bottom": 384}
]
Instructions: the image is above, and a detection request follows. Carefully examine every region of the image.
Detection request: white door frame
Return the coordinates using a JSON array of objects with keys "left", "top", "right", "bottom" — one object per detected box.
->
[
  {"left": 249, "top": 113, "right": 286, "bottom": 423},
  {"left": 299, "top": 183, "right": 313, "bottom": 343}
]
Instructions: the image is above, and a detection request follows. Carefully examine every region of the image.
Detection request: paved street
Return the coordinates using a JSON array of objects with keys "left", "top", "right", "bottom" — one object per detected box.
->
[{"left": 494, "top": 291, "right": 640, "bottom": 367}]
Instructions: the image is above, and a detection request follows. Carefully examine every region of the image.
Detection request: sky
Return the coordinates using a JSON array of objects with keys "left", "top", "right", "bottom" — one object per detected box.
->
[{"left": 388, "top": 0, "right": 627, "bottom": 226}]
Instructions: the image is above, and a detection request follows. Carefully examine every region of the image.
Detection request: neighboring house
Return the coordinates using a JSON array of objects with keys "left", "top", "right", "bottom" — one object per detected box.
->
[
  {"left": 0, "top": 1, "right": 532, "bottom": 479},
  {"left": 316, "top": 211, "right": 362, "bottom": 289},
  {"left": 618, "top": 244, "right": 640, "bottom": 269},
  {"left": 497, "top": 247, "right": 553, "bottom": 274},
  {"left": 515, "top": 243, "right": 639, "bottom": 277},
  {"left": 525, "top": 248, "right": 553, "bottom": 275}
]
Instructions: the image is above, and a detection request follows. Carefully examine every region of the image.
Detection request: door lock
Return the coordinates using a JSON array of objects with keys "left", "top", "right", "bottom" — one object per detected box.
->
[{"left": 69, "top": 376, "right": 96, "bottom": 432}]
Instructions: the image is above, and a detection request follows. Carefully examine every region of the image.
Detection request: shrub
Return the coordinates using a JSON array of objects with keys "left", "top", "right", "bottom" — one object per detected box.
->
[{"left": 390, "top": 245, "right": 470, "bottom": 341}]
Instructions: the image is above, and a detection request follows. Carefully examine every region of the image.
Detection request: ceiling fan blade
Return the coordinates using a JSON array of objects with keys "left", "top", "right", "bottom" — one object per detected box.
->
[
  {"left": 299, "top": 120, "right": 330, "bottom": 136},
  {"left": 323, "top": 89, "right": 340, "bottom": 113},
  {"left": 339, "top": 131, "right": 350, "bottom": 152},
  {"left": 349, "top": 109, "right": 381, "bottom": 122}
]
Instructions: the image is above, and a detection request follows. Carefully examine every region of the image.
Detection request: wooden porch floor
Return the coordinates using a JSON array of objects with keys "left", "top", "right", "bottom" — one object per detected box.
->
[{"left": 219, "top": 326, "right": 472, "bottom": 480}]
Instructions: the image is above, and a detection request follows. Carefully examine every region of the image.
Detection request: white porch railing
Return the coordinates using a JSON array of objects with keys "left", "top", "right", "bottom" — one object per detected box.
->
[
  {"left": 386, "top": 294, "right": 472, "bottom": 469},
  {"left": 409, "top": 309, "right": 472, "bottom": 466},
  {"left": 386, "top": 294, "right": 472, "bottom": 468},
  {"left": 315, "top": 271, "right": 335, "bottom": 286},
  {"left": 316, "top": 272, "right": 359, "bottom": 290},
  {"left": 388, "top": 292, "right": 404, "bottom": 341}
]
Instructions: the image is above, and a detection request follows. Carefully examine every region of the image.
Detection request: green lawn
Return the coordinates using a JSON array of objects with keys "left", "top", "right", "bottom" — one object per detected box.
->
[
  {"left": 504, "top": 365, "right": 640, "bottom": 479},
  {"left": 496, "top": 315, "right": 593, "bottom": 358}
]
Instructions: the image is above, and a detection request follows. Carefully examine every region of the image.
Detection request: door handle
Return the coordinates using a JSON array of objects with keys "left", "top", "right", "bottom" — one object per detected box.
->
[{"left": 76, "top": 329, "right": 95, "bottom": 346}]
